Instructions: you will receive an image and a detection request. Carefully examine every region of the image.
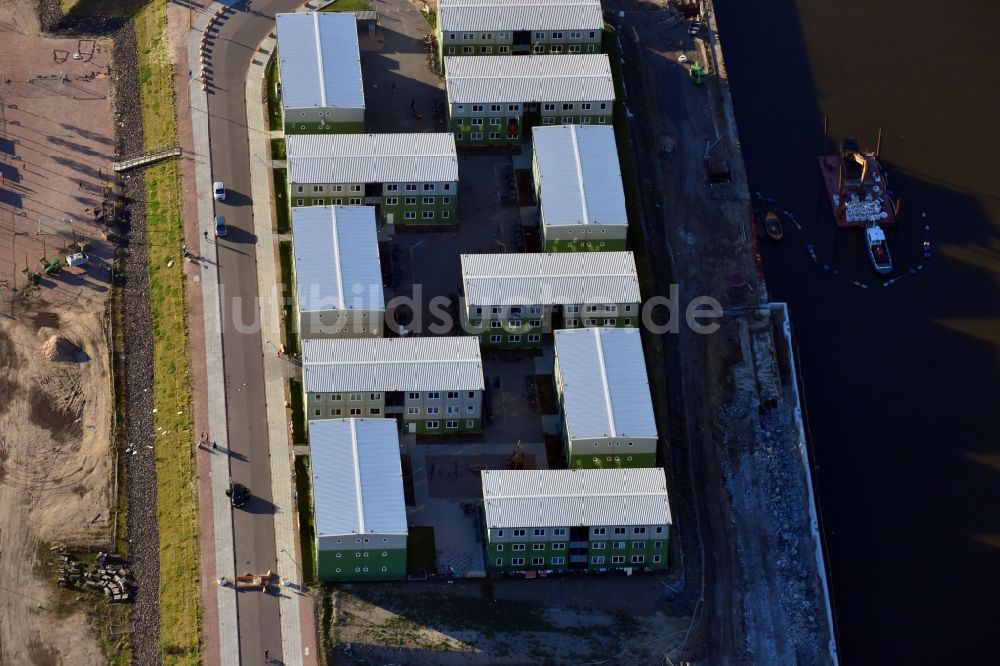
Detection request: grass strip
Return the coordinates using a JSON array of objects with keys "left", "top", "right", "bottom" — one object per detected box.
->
[
  {"left": 406, "top": 526, "right": 436, "bottom": 574},
  {"left": 278, "top": 240, "right": 299, "bottom": 353},
  {"left": 273, "top": 168, "right": 290, "bottom": 233},
  {"left": 265, "top": 54, "right": 282, "bottom": 132},
  {"left": 294, "top": 455, "right": 317, "bottom": 582},
  {"left": 321, "top": 0, "right": 374, "bottom": 12},
  {"left": 270, "top": 137, "right": 286, "bottom": 160},
  {"left": 289, "top": 377, "right": 306, "bottom": 445},
  {"left": 135, "top": 1, "right": 201, "bottom": 663}
]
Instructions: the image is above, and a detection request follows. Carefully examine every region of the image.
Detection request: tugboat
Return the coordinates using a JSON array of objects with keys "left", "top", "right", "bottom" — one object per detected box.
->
[
  {"left": 818, "top": 123, "right": 899, "bottom": 228},
  {"left": 865, "top": 223, "right": 892, "bottom": 275},
  {"left": 763, "top": 210, "right": 783, "bottom": 241}
]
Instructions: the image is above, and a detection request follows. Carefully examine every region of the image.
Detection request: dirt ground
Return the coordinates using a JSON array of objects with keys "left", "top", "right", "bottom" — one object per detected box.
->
[
  {"left": 326, "top": 575, "right": 688, "bottom": 665},
  {"left": 0, "top": 1, "right": 115, "bottom": 663}
]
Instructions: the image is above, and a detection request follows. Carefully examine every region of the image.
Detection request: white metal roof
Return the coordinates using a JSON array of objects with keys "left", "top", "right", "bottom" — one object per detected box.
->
[
  {"left": 445, "top": 55, "right": 615, "bottom": 105},
  {"left": 292, "top": 206, "right": 384, "bottom": 313},
  {"left": 481, "top": 468, "right": 672, "bottom": 529},
  {"left": 554, "top": 328, "right": 657, "bottom": 440},
  {"left": 303, "top": 336, "right": 485, "bottom": 393},
  {"left": 287, "top": 133, "right": 459, "bottom": 184},
  {"left": 310, "top": 419, "right": 408, "bottom": 537},
  {"left": 438, "top": 0, "right": 603, "bottom": 32},
  {"left": 533, "top": 125, "right": 627, "bottom": 229},
  {"left": 276, "top": 12, "right": 364, "bottom": 111},
  {"left": 461, "top": 252, "right": 640, "bottom": 306}
]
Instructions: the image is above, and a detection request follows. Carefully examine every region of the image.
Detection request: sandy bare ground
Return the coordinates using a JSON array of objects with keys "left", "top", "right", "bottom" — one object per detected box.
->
[
  {"left": 326, "top": 576, "right": 688, "bottom": 665},
  {"left": 0, "top": 1, "right": 115, "bottom": 664}
]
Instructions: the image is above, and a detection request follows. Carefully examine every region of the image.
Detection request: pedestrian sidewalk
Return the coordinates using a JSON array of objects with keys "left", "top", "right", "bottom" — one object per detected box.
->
[
  {"left": 245, "top": 29, "right": 318, "bottom": 666},
  {"left": 184, "top": 3, "right": 240, "bottom": 665}
]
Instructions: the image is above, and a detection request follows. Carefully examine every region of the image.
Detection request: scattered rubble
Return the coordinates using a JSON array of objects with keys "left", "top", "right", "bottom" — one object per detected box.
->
[{"left": 55, "top": 551, "right": 134, "bottom": 604}]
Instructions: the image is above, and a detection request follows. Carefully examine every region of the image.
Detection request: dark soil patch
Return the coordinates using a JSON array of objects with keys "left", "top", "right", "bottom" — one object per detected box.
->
[
  {"left": 515, "top": 169, "right": 535, "bottom": 206},
  {"left": 33, "top": 311, "right": 61, "bottom": 330},
  {"left": 534, "top": 375, "right": 558, "bottom": 415},
  {"left": 28, "top": 385, "right": 83, "bottom": 444}
]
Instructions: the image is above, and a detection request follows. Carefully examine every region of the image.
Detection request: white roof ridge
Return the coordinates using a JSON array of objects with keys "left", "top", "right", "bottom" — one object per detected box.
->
[
  {"left": 312, "top": 12, "right": 327, "bottom": 108},
  {"left": 329, "top": 208, "right": 345, "bottom": 308},
  {"left": 592, "top": 327, "right": 617, "bottom": 437},
  {"left": 568, "top": 125, "right": 591, "bottom": 226},
  {"left": 305, "top": 357, "right": 480, "bottom": 366},
  {"left": 487, "top": 490, "right": 667, "bottom": 500},
  {"left": 349, "top": 420, "right": 366, "bottom": 534}
]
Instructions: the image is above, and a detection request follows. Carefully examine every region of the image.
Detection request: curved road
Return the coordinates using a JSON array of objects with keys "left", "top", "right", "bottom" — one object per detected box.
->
[{"left": 204, "top": 1, "right": 301, "bottom": 662}]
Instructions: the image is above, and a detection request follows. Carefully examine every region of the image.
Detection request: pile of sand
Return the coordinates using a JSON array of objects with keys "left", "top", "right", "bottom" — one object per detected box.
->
[{"left": 40, "top": 335, "right": 83, "bottom": 362}]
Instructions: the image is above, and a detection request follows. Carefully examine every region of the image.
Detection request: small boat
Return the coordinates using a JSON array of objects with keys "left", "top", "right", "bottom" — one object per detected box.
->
[
  {"left": 865, "top": 224, "right": 892, "bottom": 275},
  {"left": 763, "top": 210, "right": 783, "bottom": 241}
]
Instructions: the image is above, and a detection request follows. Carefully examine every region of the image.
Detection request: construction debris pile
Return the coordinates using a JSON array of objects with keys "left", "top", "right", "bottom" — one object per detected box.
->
[{"left": 55, "top": 551, "right": 134, "bottom": 603}]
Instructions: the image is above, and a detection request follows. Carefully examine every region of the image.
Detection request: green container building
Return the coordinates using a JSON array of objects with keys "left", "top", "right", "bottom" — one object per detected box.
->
[
  {"left": 460, "top": 251, "right": 641, "bottom": 349},
  {"left": 287, "top": 133, "right": 459, "bottom": 228},
  {"left": 481, "top": 468, "right": 671, "bottom": 574},
  {"left": 554, "top": 327, "right": 658, "bottom": 469},
  {"left": 310, "top": 418, "right": 408, "bottom": 582},
  {"left": 445, "top": 55, "right": 615, "bottom": 147},
  {"left": 275, "top": 12, "right": 365, "bottom": 135},
  {"left": 532, "top": 124, "right": 628, "bottom": 252},
  {"left": 436, "top": 0, "right": 603, "bottom": 62}
]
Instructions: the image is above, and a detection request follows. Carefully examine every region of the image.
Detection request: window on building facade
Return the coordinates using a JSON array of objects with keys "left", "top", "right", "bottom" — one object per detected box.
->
[
  {"left": 611, "top": 556, "right": 625, "bottom": 564},
  {"left": 512, "top": 557, "right": 525, "bottom": 566},
  {"left": 532, "top": 543, "right": 545, "bottom": 551},
  {"left": 404, "top": 211, "right": 416, "bottom": 220},
  {"left": 426, "top": 420, "right": 439, "bottom": 428},
  {"left": 532, "top": 557, "right": 544, "bottom": 565},
  {"left": 513, "top": 529, "right": 526, "bottom": 537},
  {"left": 489, "top": 132, "right": 500, "bottom": 140},
  {"left": 512, "top": 543, "right": 525, "bottom": 551},
  {"left": 490, "top": 334, "right": 501, "bottom": 343},
  {"left": 592, "top": 556, "right": 605, "bottom": 565}
]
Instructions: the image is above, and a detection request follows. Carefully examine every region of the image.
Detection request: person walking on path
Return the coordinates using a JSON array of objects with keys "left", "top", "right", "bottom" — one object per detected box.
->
[
  {"left": 392, "top": 82, "right": 396, "bottom": 93},
  {"left": 203, "top": 229, "right": 208, "bottom": 240}
]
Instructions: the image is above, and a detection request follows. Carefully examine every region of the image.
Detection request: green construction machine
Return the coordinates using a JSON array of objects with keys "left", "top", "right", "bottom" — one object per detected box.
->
[
  {"left": 690, "top": 61, "right": 704, "bottom": 85},
  {"left": 42, "top": 257, "right": 62, "bottom": 275}
]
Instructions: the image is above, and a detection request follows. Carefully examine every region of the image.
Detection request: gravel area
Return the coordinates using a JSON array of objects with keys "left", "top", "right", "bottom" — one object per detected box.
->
[{"left": 109, "top": 19, "right": 163, "bottom": 665}]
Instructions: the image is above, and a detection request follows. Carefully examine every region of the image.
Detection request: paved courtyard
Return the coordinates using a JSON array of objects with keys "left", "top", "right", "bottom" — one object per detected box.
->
[{"left": 403, "top": 438, "right": 549, "bottom": 577}]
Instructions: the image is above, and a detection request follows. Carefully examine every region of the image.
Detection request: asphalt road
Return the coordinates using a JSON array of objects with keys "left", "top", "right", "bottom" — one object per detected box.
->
[{"left": 204, "top": 1, "right": 301, "bottom": 662}]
